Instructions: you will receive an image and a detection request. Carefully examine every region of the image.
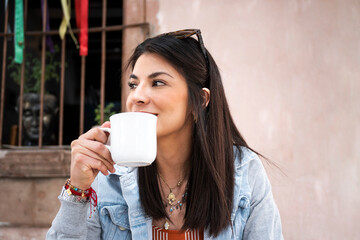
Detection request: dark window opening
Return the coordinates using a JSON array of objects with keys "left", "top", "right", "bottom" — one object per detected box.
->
[{"left": 0, "top": 0, "right": 123, "bottom": 146}]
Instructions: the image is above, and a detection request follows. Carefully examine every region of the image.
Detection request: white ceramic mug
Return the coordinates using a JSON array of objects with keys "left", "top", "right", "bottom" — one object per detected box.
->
[{"left": 101, "top": 112, "right": 157, "bottom": 167}]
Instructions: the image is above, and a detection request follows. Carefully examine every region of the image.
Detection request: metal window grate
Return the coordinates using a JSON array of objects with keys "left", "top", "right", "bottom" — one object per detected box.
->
[{"left": 0, "top": 0, "right": 149, "bottom": 149}]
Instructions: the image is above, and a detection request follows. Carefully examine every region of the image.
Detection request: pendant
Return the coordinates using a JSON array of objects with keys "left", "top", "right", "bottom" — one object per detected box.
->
[
  {"left": 164, "top": 221, "right": 169, "bottom": 230},
  {"left": 167, "top": 192, "right": 176, "bottom": 205}
]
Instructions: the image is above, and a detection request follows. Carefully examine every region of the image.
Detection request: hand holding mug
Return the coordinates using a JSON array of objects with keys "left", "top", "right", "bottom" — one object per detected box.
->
[
  {"left": 69, "top": 112, "right": 157, "bottom": 190},
  {"left": 70, "top": 121, "right": 116, "bottom": 190}
]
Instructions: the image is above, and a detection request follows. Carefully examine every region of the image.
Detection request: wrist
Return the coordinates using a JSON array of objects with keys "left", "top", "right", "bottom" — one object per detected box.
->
[
  {"left": 60, "top": 186, "right": 90, "bottom": 204},
  {"left": 65, "top": 179, "right": 92, "bottom": 196},
  {"left": 61, "top": 179, "right": 98, "bottom": 218},
  {"left": 68, "top": 178, "right": 91, "bottom": 191}
]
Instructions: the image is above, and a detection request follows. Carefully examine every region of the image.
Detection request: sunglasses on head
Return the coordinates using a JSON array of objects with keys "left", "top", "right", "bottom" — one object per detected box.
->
[{"left": 157, "top": 29, "right": 209, "bottom": 66}]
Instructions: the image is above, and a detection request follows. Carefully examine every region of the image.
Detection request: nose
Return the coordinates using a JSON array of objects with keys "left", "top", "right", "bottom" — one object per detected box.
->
[
  {"left": 31, "top": 112, "right": 39, "bottom": 127},
  {"left": 130, "top": 84, "right": 151, "bottom": 106}
]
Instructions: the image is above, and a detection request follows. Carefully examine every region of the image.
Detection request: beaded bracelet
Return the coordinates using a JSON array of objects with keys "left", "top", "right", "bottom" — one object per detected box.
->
[
  {"left": 64, "top": 179, "right": 92, "bottom": 198},
  {"left": 64, "top": 179, "right": 98, "bottom": 218}
]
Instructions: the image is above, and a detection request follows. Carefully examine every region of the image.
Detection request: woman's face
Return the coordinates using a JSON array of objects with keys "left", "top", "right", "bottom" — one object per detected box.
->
[{"left": 126, "top": 53, "right": 192, "bottom": 139}]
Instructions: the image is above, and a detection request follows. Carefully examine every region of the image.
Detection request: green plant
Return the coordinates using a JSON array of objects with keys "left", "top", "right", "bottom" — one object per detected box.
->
[
  {"left": 94, "top": 102, "right": 116, "bottom": 125},
  {"left": 7, "top": 45, "right": 61, "bottom": 93}
]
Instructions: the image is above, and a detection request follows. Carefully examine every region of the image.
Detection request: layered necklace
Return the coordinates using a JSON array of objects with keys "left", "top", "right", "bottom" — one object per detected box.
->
[{"left": 158, "top": 173, "right": 188, "bottom": 230}]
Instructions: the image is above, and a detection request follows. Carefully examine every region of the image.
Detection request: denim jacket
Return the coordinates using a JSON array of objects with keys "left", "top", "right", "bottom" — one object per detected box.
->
[{"left": 47, "top": 147, "right": 283, "bottom": 239}]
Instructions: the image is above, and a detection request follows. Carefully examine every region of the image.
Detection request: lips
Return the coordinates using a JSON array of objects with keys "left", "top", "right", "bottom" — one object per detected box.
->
[{"left": 137, "top": 111, "right": 158, "bottom": 116}]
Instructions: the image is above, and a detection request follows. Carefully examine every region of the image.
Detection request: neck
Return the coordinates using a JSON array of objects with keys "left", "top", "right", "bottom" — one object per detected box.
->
[{"left": 156, "top": 124, "right": 193, "bottom": 186}]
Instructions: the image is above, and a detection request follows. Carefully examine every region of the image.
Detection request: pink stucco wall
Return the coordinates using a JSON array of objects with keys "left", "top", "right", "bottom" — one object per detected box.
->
[{"left": 146, "top": 0, "right": 360, "bottom": 239}]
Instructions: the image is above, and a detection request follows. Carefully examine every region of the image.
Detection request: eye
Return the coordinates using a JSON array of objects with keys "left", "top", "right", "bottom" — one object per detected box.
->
[
  {"left": 153, "top": 80, "right": 165, "bottom": 87},
  {"left": 128, "top": 82, "right": 137, "bottom": 89}
]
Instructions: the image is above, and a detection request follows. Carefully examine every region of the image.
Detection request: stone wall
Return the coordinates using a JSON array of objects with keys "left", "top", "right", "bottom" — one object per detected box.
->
[
  {"left": 147, "top": 0, "right": 360, "bottom": 239},
  {"left": 0, "top": 149, "right": 70, "bottom": 238}
]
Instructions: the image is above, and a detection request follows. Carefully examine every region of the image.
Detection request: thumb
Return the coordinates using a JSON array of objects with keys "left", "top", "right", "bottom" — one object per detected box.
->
[{"left": 101, "top": 121, "right": 111, "bottom": 128}]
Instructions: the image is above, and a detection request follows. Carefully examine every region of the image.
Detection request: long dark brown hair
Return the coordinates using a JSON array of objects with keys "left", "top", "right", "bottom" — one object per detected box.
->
[{"left": 126, "top": 34, "right": 250, "bottom": 237}]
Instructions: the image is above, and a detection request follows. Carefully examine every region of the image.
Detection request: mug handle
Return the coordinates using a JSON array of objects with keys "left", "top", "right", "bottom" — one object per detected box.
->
[{"left": 100, "top": 127, "right": 111, "bottom": 151}]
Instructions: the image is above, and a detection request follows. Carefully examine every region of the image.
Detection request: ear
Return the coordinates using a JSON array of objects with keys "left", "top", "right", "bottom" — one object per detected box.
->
[{"left": 201, "top": 88, "right": 210, "bottom": 108}]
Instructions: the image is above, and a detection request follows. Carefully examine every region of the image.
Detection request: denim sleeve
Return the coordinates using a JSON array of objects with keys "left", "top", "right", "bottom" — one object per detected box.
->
[
  {"left": 46, "top": 181, "right": 101, "bottom": 239},
  {"left": 243, "top": 157, "right": 284, "bottom": 240}
]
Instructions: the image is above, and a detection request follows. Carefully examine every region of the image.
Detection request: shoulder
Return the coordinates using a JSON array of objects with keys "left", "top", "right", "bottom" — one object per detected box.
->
[
  {"left": 234, "top": 146, "right": 262, "bottom": 169},
  {"left": 234, "top": 146, "right": 268, "bottom": 186}
]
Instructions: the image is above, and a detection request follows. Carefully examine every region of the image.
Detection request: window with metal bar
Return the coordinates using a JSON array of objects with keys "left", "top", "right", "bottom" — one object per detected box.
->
[{"left": 0, "top": 0, "right": 148, "bottom": 150}]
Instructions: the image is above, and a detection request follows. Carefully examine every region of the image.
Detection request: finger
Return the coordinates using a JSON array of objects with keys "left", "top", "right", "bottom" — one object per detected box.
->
[
  {"left": 73, "top": 139, "right": 116, "bottom": 171},
  {"left": 79, "top": 127, "right": 109, "bottom": 144},
  {"left": 77, "top": 145, "right": 115, "bottom": 173},
  {"left": 72, "top": 135, "right": 115, "bottom": 171},
  {"left": 71, "top": 138, "right": 115, "bottom": 168},
  {"left": 101, "top": 121, "right": 110, "bottom": 128},
  {"left": 74, "top": 153, "right": 112, "bottom": 177},
  {"left": 86, "top": 157, "right": 112, "bottom": 177}
]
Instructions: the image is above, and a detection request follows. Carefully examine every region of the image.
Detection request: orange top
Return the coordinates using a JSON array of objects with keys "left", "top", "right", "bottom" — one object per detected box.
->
[{"left": 152, "top": 225, "right": 204, "bottom": 240}]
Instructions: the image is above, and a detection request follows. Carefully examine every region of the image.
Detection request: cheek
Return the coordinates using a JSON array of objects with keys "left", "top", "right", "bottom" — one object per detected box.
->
[
  {"left": 125, "top": 96, "right": 131, "bottom": 111},
  {"left": 23, "top": 117, "right": 32, "bottom": 125},
  {"left": 158, "top": 94, "right": 189, "bottom": 121}
]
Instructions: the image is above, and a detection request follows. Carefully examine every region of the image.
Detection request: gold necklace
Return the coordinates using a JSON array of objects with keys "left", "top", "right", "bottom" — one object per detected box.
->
[
  {"left": 158, "top": 173, "right": 183, "bottom": 206},
  {"left": 158, "top": 174, "right": 188, "bottom": 230},
  {"left": 163, "top": 191, "right": 188, "bottom": 230}
]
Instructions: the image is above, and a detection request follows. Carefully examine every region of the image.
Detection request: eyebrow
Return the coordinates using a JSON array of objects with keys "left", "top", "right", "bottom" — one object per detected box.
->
[{"left": 129, "top": 72, "right": 174, "bottom": 80}]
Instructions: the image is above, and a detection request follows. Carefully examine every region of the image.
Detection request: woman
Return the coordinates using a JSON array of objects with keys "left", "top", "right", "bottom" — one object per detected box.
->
[{"left": 47, "top": 29, "right": 283, "bottom": 239}]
